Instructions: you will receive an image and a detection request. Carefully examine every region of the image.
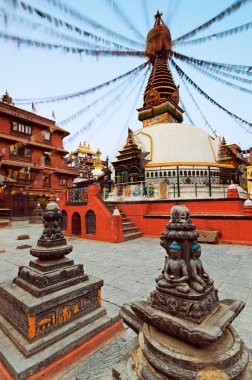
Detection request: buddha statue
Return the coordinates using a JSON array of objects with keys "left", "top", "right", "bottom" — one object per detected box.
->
[
  {"left": 158, "top": 242, "right": 190, "bottom": 294},
  {"left": 189, "top": 243, "right": 214, "bottom": 293}
]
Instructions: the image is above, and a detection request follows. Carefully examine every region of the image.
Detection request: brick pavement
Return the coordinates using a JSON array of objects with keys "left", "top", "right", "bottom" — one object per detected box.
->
[{"left": 0, "top": 224, "right": 251, "bottom": 379}]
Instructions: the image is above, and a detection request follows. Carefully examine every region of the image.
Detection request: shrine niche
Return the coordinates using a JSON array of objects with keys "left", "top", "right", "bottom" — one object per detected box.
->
[
  {"left": 116, "top": 205, "right": 250, "bottom": 379},
  {"left": 61, "top": 210, "right": 68, "bottom": 231},
  {"left": 85, "top": 210, "right": 96, "bottom": 234},
  {"left": 71, "top": 211, "right": 81, "bottom": 235}
]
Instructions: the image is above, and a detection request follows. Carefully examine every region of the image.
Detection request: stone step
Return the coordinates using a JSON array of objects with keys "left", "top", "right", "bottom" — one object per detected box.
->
[
  {"left": 123, "top": 232, "right": 143, "bottom": 241},
  {"left": 123, "top": 226, "right": 139, "bottom": 234},
  {"left": 122, "top": 221, "right": 134, "bottom": 227}
]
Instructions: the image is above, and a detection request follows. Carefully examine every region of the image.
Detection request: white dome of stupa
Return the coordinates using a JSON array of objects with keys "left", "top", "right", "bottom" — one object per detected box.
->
[{"left": 132, "top": 123, "right": 221, "bottom": 165}]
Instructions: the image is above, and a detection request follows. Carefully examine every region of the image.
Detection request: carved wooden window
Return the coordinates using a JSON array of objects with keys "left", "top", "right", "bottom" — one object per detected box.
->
[
  {"left": 44, "top": 130, "right": 51, "bottom": 141},
  {"left": 12, "top": 121, "right": 32, "bottom": 135},
  {"left": 43, "top": 175, "right": 51, "bottom": 187},
  {"left": 59, "top": 177, "right": 67, "bottom": 186},
  {"left": 43, "top": 153, "right": 51, "bottom": 166},
  {"left": 10, "top": 146, "right": 31, "bottom": 160}
]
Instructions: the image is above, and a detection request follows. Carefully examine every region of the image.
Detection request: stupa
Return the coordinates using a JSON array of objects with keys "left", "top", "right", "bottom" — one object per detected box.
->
[
  {"left": 0, "top": 193, "right": 121, "bottom": 378},
  {"left": 114, "top": 205, "right": 251, "bottom": 379},
  {"left": 111, "top": 11, "right": 249, "bottom": 199}
]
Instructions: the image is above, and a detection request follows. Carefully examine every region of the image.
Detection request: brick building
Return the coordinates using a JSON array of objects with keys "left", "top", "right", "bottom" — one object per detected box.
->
[{"left": 0, "top": 92, "right": 76, "bottom": 218}]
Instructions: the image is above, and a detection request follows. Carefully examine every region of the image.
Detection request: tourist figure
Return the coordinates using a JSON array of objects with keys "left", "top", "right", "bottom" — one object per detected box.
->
[
  {"left": 158, "top": 242, "right": 190, "bottom": 293},
  {"left": 190, "top": 243, "right": 214, "bottom": 293}
]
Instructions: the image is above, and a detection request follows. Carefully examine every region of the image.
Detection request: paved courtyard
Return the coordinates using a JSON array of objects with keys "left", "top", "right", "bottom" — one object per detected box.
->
[{"left": 0, "top": 223, "right": 251, "bottom": 379}]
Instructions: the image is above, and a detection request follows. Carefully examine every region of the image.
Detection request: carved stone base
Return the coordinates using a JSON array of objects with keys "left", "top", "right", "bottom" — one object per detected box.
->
[
  {"left": 113, "top": 323, "right": 250, "bottom": 380},
  {"left": 0, "top": 275, "right": 103, "bottom": 357},
  {"left": 14, "top": 256, "right": 88, "bottom": 297},
  {"left": 150, "top": 285, "right": 219, "bottom": 324},
  {"left": 30, "top": 242, "right": 72, "bottom": 259},
  {"left": 127, "top": 299, "right": 245, "bottom": 347}
]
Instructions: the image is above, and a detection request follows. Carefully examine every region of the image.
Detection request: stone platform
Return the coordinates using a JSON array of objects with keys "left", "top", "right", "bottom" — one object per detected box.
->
[
  {"left": 0, "top": 194, "right": 124, "bottom": 379},
  {"left": 0, "top": 307, "right": 122, "bottom": 380},
  {"left": 0, "top": 275, "right": 104, "bottom": 357}
]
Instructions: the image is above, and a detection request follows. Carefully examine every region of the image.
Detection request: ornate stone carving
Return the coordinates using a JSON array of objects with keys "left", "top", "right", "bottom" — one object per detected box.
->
[
  {"left": 117, "top": 204, "right": 249, "bottom": 379},
  {"left": 190, "top": 242, "right": 214, "bottom": 293},
  {"left": 157, "top": 242, "right": 190, "bottom": 294}
]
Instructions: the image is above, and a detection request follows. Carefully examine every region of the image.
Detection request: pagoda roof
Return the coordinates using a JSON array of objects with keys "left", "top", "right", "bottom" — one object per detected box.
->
[{"left": 72, "top": 142, "right": 96, "bottom": 156}]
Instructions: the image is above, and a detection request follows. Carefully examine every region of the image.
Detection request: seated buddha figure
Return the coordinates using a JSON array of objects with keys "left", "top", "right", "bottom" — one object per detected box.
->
[
  {"left": 190, "top": 243, "right": 214, "bottom": 293},
  {"left": 158, "top": 242, "right": 190, "bottom": 294}
]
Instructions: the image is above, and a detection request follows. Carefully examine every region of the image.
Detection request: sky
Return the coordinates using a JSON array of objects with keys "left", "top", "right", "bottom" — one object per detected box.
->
[{"left": 0, "top": 0, "right": 252, "bottom": 161}]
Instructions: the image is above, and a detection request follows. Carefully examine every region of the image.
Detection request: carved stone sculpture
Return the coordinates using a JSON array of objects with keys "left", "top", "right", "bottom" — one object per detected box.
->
[
  {"left": 157, "top": 242, "right": 190, "bottom": 294},
  {"left": 0, "top": 190, "right": 123, "bottom": 379},
  {"left": 190, "top": 242, "right": 213, "bottom": 293},
  {"left": 115, "top": 205, "right": 250, "bottom": 379}
]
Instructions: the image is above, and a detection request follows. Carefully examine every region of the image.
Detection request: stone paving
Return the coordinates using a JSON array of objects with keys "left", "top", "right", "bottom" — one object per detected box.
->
[{"left": 0, "top": 223, "right": 251, "bottom": 379}]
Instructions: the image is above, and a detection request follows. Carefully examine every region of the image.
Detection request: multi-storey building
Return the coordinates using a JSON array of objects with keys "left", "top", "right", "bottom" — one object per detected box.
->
[{"left": 0, "top": 92, "right": 76, "bottom": 218}]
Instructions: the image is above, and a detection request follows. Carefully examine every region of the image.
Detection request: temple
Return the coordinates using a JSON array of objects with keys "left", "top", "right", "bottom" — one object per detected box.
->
[
  {"left": 110, "top": 11, "right": 250, "bottom": 201},
  {"left": 59, "top": 11, "right": 252, "bottom": 246}
]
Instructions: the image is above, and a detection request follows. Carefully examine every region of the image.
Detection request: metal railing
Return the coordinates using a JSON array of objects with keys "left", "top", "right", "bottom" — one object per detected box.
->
[{"left": 104, "top": 180, "right": 230, "bottom": 201}]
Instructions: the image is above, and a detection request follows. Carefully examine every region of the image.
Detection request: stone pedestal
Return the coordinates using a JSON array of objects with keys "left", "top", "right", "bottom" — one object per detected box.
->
[
  {"left": 0, "top": 194, "right": 121, "bottom": 379},
  {"left": 114, "top": 205, "right": 250, "bottom": 379}
]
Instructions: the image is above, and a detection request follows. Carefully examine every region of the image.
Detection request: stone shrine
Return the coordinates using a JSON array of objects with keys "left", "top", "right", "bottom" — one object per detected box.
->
[
  {"left": 115, "top": 205, "right": 251, "bottom": 379},
  {"left": 0, "top": 193, "right": 121, "bottom": 378},
  {"left": 29, "top": 202, "right": 44, "bottom": 224}
]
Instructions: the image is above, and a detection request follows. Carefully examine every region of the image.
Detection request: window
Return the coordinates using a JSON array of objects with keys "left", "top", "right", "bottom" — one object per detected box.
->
[
  {"left": 43, "top": 154, "right": 51, "bottom": 166},
  {"left": 44, "top": 130, "right": 51, "bottom": 141},
  {"left": 10, "top": 146, "right": 31, "bottom": 159},
  {"left": 146, "top": 172, "right": 149, "bottom": 178},
  {"left": 24, "top": 148, "right": 31, "bottom": 158},
  {"left": 164, "top": 171, "right": 167, "bottom": 177},
  {"left": 59, "top": 178, "right": 67, "bottom": 186},
  {"left": 159, "top": 171, "right": 162, "bottom": 177},
  {"left": 12, "top": 121, "right": 32, "bottom": 135},
  {"left": 43, "top": 175, "right": 51, "bottom": 187}
]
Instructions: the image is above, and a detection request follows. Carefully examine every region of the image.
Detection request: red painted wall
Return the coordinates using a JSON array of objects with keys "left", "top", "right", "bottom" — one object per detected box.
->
[
  {"left": 114, "top": 200, "right": 252, "bottom": 245},
  {"left": 59, "top": 185, "right": 124, "bottom": 243},
  {"left": 60, "top": 185, "right": 252, "bottom": 245}
]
